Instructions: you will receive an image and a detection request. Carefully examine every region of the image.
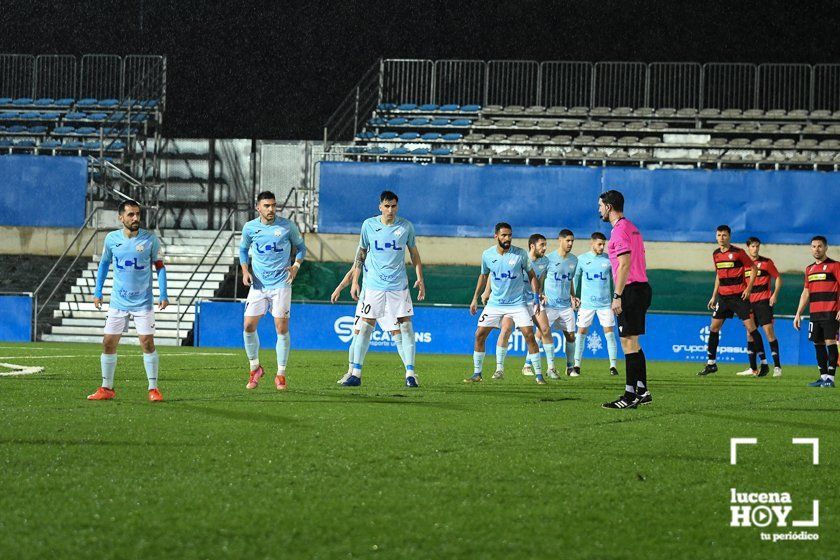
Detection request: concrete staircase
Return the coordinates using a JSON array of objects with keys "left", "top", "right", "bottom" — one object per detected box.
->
[{"left": 42, "top": 229, "right": 238, "bottom": 346}]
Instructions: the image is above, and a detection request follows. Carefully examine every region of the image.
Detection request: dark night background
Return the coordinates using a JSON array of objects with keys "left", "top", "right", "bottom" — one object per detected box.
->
[{"left": 2, "top": 0, "right": 838, "bottom": 139}]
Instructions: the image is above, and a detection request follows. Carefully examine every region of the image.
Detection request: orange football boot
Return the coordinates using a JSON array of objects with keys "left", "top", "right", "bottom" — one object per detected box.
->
[
  {"left": 148, "top": 388, "right": 164, "bottom": 402},
  {"left": 87, "top": 387, "right": 115, "bottom": 400},
  {"left": 246, "top": 365, "right": 265, "bottom": 389},
  {"left": 275, "top": 374, "right": 287, "bottom": 390}
]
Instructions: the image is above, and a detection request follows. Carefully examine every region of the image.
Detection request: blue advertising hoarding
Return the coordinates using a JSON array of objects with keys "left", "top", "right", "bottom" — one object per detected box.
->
[
  {"left": 196, "top": 301, "right": 812, "bottom": 366},
  {"left": 0, "top": 294, "right": 33, "bottom": 342},
  {"left": 0, "top": 156, "right": 87, "bottom": 227}
]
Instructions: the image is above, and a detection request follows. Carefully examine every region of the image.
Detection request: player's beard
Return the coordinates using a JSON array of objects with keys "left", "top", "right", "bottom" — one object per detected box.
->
[
  {"left": 128, "top": 222, "right": 140, "bottom": 231},
  {"left": 498, "top": 240, "right": 511, "bottom": 250}
]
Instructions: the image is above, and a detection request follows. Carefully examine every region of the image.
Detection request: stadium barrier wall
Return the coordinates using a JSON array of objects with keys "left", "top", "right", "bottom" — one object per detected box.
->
[
  {"left": 0, "top": 156, "right": 87, "bottom": 228},
  {"left": 319, "top": 162, "right": 840, "bottom": 244},
  {"left": 195, "top": 301, "right": 815, "bottom": 366},
  {"left": 0, "top": 294, "right": 32, "bottom": 342}
]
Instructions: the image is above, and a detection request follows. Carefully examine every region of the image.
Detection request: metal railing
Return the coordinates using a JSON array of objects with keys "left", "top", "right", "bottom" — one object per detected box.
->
[{"left": 324, "top": 59, "right": 840, "bottom": 146}]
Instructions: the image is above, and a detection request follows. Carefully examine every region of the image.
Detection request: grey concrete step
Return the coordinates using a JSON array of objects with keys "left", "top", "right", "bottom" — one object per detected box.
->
[
  {"left": 50, "top": 325, "right": 185, "bottom": 338},
  {"left": 85, "top": 262, "right": 230, "bottom": 273},
  {"left": 58, "top": 301, "right": 195, "bottom": 313},
  {"left": 42, "top": 333, "right": 181, "bottom": 346},
  {"left": 75, "top": 277, "right": 225, "bottom": 289},
  {"left": 69, "top": 286, "right": 217, "bottom": 298},
  {"left": 59, "top": 317, "right": 193, "bottom": 328}
]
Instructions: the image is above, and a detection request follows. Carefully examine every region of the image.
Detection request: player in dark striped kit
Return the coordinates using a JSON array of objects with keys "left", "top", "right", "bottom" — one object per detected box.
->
[
  {"left": 697, "top": 225, "right": 762, "bottom": 376},
  {"left": 794, "top": 235, "right": 840, "bottom": 388},
  {"left": 742, "top": 237, "right": 783, "bottom": 377}
]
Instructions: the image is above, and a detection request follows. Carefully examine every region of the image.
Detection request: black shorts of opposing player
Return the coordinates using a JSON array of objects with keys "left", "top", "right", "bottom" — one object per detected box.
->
[
  {"left": 617, "top": 282, "right": 652, "bottom": 338},
  {"left": 808, "top": 318, "right": 840, "bottom": 344},
  {"left": 751, "top": 300, "right": 774, "bottom": 327},
  {"left": 713, "top": 295, "right": 752, "bottom": 321}
]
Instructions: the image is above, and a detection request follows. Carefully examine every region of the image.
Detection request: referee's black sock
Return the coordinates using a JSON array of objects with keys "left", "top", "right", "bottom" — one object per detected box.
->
[
  {"left": 635, "top": 349, "right": 648, "bottom": 393},
  {"left": 815, "top": 344, "right": 829, "bottom": 378},
  {"left": 769, "top": 339, "right": 781, "bottom": 367},
  {"left": 707, "top": 330, "right": 720, "bottom": 362},
  {"left": 827, "top": 344, "right": 838, "bottom": 380},
  {"left": 624, "top": 352, "right": 640, "bottom": 399},
  {"left": 751, "top": 329, "right": 766, "bottom": 363}
]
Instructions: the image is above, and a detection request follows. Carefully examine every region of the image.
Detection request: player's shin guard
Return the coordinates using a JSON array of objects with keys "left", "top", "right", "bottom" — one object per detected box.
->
[
  {"left": 399, "top": 322, "right": 416, "bottom": 376},
  {"left": 574, "top": 333, "right": 585, "bottom": 366},
  {"left": 707, "top": 330, "right": 720, "bottom": 362},
  {"left": 143, "top": 351, "right": 159, "bottom": 390},
  {"left": 100, "top": 353, "right": 117, "bottom": 389},
  {"left": 565, "top": 338, "right": 576, "bottom": 367},
  {"left": 351, "top": 322, "right": 374, "bottom": 376},
  {"left": 543, "top": 339, "right": 555, "bottom": 370},
  {"left": 243, "top": 330, "right": 260, "bottom": 369},
  {"left": 815, "top": 344, "right": 829, "bottom": 378},
  {"left": 769, "top": 339, "right": 781, "bottom": 367},
  {"left": 604, "top": 331, "right": 618, "bottom": 367},
  {"left": 624, "top": 351, "right": 640, "bottom": 398},
  {"left": 495, "top": 344, "right": 508, "bottom": 371},
  {"left": 276, "top": 332, "right": 290, "bottom": 374},
  {"left": 473, "top": 351, "right": 485, "bottom": 375},
  {"left": 527, "top": 352, "right": 543, "bottom": 377},
  {"left": 827, "top": 344, "right": 838, "bottom": 380},
  {"left": 636, "top": 349, "right": 647, "bottom": 392}
]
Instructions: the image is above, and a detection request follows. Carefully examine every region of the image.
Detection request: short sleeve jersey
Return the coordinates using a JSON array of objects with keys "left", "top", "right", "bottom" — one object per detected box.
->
[
  {"left": 608, "top": 218, "right": 648, "bottom": 285},
  {"left": 523, "top": 255, "right": 549, "bottom": 299},
  {"left": 99, "top": 229, "right": 161, "bottom": 312},
  {"left": 713, "top": 245, "right": 754, "bottom": 297},
  {"left": 359, "top": 216, "right": 416, "bottom": 291},
  {"left": 544, "top": 251, "right": 578, "bottom": 309},
  {"left": 481, "top": 245, "right": 533, "bottom": 308},
  {"left": 805, "top": 258, "right": 840, "bottom": 321},
  {"left": 240, "top": 217, "right": 306, "bottom": 290},
  {"left": 746, "top": 256, "right": 779, "bottom": 303},
  {"left": 575, "top": 250, "right": 613, "bottom": 309}
]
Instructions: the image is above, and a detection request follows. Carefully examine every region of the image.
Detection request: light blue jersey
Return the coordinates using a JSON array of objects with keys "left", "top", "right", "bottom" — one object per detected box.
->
[
  {"left": 523, "top": 255, "right": 549, "bottom": 299},
  {"left": 544, "top": 251, "right": 578, "bottom": 309},
  {"left": 574, "top": 251, "right": 613, "bottom": 309},
  {"left": 239, "top": 217, "right": 307, "bottom": 290},
  {"left": 359, "top": 216, "right": 416, "bottom": 291},
  {"left": 95, "top": 229, "right": 167, "bottom": 312},
  {"left": 481, "top": 245, "right": 533, "bottom": 308}
]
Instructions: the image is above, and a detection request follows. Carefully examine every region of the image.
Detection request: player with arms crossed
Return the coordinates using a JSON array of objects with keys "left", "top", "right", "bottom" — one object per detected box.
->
[
  {"left": 488, "top": 233, "right": 556, "bottom": 379},
  {"left": 330, "top": 264, "right": 406, "bottom": 383},
  {"left": 466, "top": 223, "right": 547, "bottom": 384},
  {"left": 88, "top": 200, "right": 168, "bottom": 402},
  {"left": 737, "top": 237, "right": 783, "bottom": 377},
  {"left": 794, "top": 235, "right": 840, "bottom": 388},
  {"left": 543, "top": 229, "right": 580, "bottom": 376},
  {"left": 345, "top": 190, "right": 425, "bottom": 387},
  {"left": 696, "top": 225, "right": 763, "bottom": 377},
  {"left": 599, "top": 190, "right": 652, "bottom": 409},
  {"left": 572, "top": 232, "right": 619, "bottom": 376},
  {"left": 240, "top": 191, "right": 307, "bottom": 391}
]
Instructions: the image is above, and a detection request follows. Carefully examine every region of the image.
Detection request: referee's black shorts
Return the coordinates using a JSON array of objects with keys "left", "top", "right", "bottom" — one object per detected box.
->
[
  {"left": 618, "top": 282, "right": 652, "bottom": 338},
  {"left": 751, "top": 299, "right": 774, "bottom": 327},
  {"left": 713, "top": 294, "right": 752, "bottom": 321}
]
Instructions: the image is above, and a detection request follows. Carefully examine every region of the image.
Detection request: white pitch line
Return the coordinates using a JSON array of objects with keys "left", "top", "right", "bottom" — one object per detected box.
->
[
  {"left": 0, "top": 363, "right": 45, "bottom": 376},
  {"left": 0, "top": 352, "right": 239, "bottom": 359}
]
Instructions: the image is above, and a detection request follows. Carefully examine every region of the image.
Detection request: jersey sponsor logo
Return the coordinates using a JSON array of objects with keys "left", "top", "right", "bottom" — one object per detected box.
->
[
  {"left": 492, "top": 270, "right": 518, "bottom": 280},
  {"left": 552, "top": 272, "right": 573, "bottom": 281},
  {"left": 717, "top": 261, "right": 736, "bottom": 269},
  {"left": 255, "top": 242, "right": 285, "bottom": 254},
  {"left": 584, "top": 271, "right": 610, "bottom": 281},
  {"left": 115, "top": 257, "right": 145, "bottom": 270},
  {"left": 333, "top": 315, "right": 431, "bottom": 346},
  {"left": 808, "top": 273, "right": 827, "bottom": 282},
  {"left": 373, "top": 239, "right": 403, "bottom": 251}
]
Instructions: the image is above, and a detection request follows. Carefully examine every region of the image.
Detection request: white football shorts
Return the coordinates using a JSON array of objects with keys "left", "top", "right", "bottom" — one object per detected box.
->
[
  {"left": 577, "top": 307, "right": 615, "bottom": 329},
  {"left": 546, "top": 306, "right": 576, "bottom": 332},
  {"left": 360, "top": 288, "right": 413, "bottom": 319},
  {"left": 477, "top": 305, "right": 533, "bottom": 329},
  {"left": 355, "top": 297, "right": 399, "bottom": 332},
  {"left": 244, "top": 287, "right": 291, "bottom": 318},
  {"left": 104, "top": 308, "right": 155, "bottom": 336}
]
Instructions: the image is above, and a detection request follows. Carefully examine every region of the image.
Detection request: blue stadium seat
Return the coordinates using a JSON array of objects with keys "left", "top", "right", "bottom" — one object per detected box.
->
[
  {"left": 75, "top": 127, "right": 98, "bottom": 136},
  {"left": 377, "top": 103, "right": 397, "bottom": 111},
  {"left": 356, "top": 131, "right": 376, "bottom": 140},
  {"left": 106, "top": 111, "right": 127, "bottom": 122},
  {"left": 0, "top": 138, "right": 13, "bottom": 147},
  {"left": 461, "top": 104, "right": 481, "bottom": 112},
  {"left": 450, "top": 118, "right": 472, "bottom": 127},
  {"left": 421, "top": 132, "right": 442, "bottom": 141},
  {"left": 367, "top": 147, "right": 388, "bottom": 154},
  {"left": 431, "top": 147, "right": 452, "bottom": 156},
  {"left": 39, "top": 139, "right": 61, "bottom": 149},
  {"left": 130, "top": 113, "right": 148, "bottom": 122},
  {"left": 368, "top": 117, "right": 387, "bottom": 126},
  {"left": 107, "top": 140, "right": 126, "bottom": 151},
  {"left": 345, "top": 146, "right": 367, "bottom": 154},
  {"left": 6, "top": 125, "right": 27, "bottom": 133},
  {"left": 429, "top": 118, "right": 450, "bottom": 126},
  {"left": 397, "top": 103, "right": 417, "bottom": 111},
  {"left": 0, "top": 112, "right": 18, "bottom": 120},
  {"left": 409, "top": 118, "right": 430, "bottom": 126},
  {"left": 54, "top": 98, "right": 74, "bottom": 107},
  {"left": 28, "top": 125, "right": 48, "bottom": 134},
  {"left": 378, "top": 132, "right": 399, "bottom": 140},
  {"left": 40, "top": 112, "right": 61, "bottom": 120},
  {"left": 84, "top": 140, "right": 103, "bottom": 150},
  {"left": 442, "top": 133, "right": 464, "bottom": 141},
  {"left": 387, "top": 117, "right": 408, "bottom": 126},
  {"left": 142, "top": 100, "right": 158, "bottom": 108},
  {"left": 398, "top": 132, "right": 420, "bottom": 141},
  {"left": 12, "top": 98, "right": 34, "bottom": 106},
  {"left": 389, "top": 147, "right": 410, "bottom": 155},
  {"left": 15, "top": 139, "right": 36, "bottom": 147},
  {"left": 419, "top": 104, "right": 439, "bottom": 111},
  {"left": 0, "top": 98, "right": 12, "bottom": 106},
  {"left": 60, "top": 140, "right": 83, "bottom": 149},
  {"left": 439, "top": 104, "right": 460, "bottom": 112},
  {"left": 97, "top": 99, "right": 120, "bottom": 107},
  {"left": 87, "top": 113, "right": 108, "bottom": 121},
  {"left": 411, "top": 147, "right": 430, "bottom": 155},
  {"left": 76, "top": 98, "right": 98, "bottom": 107},
  {"left": 52, "top": 126, "right": 76, "bottom": 135},
  {"left": 18, "top": 112, "right": 40, "bottom": 119},
  {"left": 65, "top": 112, "right": 87, "bottom": 120},
  {"left": 33, "top": 98, "right": 55, "bottom": 106}
]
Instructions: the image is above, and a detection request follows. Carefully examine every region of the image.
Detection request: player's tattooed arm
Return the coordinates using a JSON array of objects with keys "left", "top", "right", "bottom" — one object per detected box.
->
[{"left": 350, "top": 247, "right": 367, "bottom": 301}]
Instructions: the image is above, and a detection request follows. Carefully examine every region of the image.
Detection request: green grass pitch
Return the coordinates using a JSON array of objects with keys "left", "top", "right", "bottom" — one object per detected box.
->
[{"left": 0, "top": 342, "right": 836, "bottom": 559}]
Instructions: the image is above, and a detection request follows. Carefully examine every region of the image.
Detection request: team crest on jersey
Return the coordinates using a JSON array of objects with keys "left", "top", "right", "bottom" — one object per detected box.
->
[
  {"left": 508, "top": 256, "right": 518, "bottom": 266},
  {"left": 136, "top": 243, "right": 145, "bottom": 252},
  {"left": 394, "top": 227, "right": 404, "bottom": 237},
  {"left": 824, "top": 264, "right": 828, "bottom": 271},
  {"left": 274, "top": 229, "right": 282, "bottom": 236},
  {"left": 570, "top": 264, "right": 576, "bottom": 270},
  {"left": 728, "top": 253, "right": 734, "bottom": 259}
]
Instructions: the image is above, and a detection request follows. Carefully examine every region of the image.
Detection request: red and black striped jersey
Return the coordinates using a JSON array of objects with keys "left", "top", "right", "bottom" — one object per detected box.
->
[
  {"left": 713, "top": 245, "right": 754, "bottom": 297},
  {"left": 746, "top": 256, "right": 779, "bottom": 303},
  {"left": 805, "top": 258, "right": 840, "bottom": 321}
]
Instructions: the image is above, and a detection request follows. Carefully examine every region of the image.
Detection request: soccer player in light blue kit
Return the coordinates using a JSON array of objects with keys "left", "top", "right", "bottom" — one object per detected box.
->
[
  {"left": 240, "top": 191, "right": 307, "bottom": 391},
  {"left": 489, "top": 233, "right": 558, "bottom": 379},
  {"left": 346, "top": 190, "right": 425, "bottom": 387},
  {"left": 88, "top": 200, "right": 169, "bottom": 402},
  {"left": 572, "top": 232, "right": 619, "bottom": 376},
  {"left": 544, "top": 229, "right": 580, "bottom": 376},
  {"left": 466, "top": 222, "right": 547, "bottom": 384}
]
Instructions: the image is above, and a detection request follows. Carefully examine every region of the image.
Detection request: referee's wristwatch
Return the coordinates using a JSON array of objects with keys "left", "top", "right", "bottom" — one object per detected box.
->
[{"left": 613, "top": 292, "right": 622, "bottom": 300}]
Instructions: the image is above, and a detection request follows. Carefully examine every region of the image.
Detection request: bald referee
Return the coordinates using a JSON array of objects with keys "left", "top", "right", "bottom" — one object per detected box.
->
[{"left": 598, "top": 190, "right": 653, "bottom": 409}]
